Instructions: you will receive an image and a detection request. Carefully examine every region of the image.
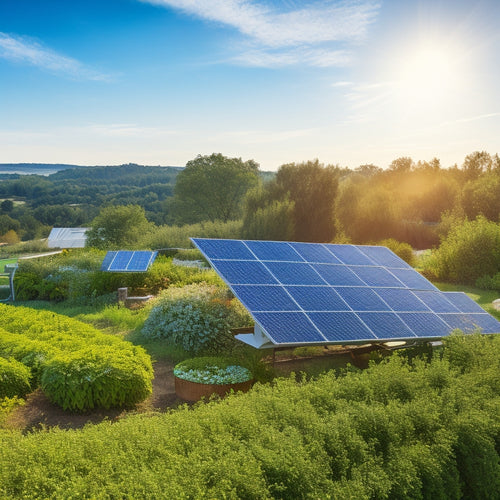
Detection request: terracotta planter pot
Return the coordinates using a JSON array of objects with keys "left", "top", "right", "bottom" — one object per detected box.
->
[{"left": 175, "top": 376, "right": 253, "bottom": 402}]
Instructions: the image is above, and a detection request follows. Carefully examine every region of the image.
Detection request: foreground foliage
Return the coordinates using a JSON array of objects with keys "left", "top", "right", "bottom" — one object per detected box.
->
[
  {"left": 0, "top": 334, "right": 498, "bottom": 499},
  {"left": 0, "top": 304, "right": 153, "bottom": 411}
]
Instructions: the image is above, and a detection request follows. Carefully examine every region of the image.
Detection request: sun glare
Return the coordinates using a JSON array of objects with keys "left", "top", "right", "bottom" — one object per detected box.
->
[{"left": 392, "top": 41, "right": 464, "bottom": 116}]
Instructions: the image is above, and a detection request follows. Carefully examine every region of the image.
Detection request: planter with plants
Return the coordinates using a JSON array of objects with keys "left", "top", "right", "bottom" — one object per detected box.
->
[{"left": 173, "top": 357, "right": 253, "bottom": 401}]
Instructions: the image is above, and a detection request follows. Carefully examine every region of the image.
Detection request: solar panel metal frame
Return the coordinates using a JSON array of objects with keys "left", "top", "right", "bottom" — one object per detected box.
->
[
  {"left": 191, "top": 238, "right": 500, "bottom": 348},
  {"left": 101, "top": 250, "right": 158, "bottom": 272}
]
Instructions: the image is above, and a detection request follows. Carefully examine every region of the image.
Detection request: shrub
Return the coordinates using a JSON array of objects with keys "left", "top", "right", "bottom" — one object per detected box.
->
[
  {"left": 424, "top": 216, "right": 500, "bottom": 283},
  {"left": 0, "top": 304, "right": 153, "bottom": 411},
  {"left": 41, "top": 346, "right": 153, "bottom": 411},
  {"left": 475, "top": 272, "right": 500, "bottom": 291},
  {"left": 0, "top": 334, "right": 499, "bottom": 498},
  {"left": 0, "top": 357, "right": 31, "bottom": 398},
  {"left": 142, "top": 283, "right": 252, "bottom": 353}
]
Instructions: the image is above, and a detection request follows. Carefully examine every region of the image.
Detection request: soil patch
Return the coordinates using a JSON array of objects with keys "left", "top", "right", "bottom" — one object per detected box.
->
[{"left": 6, "top": 359, "right": 182, "bottom": 432}]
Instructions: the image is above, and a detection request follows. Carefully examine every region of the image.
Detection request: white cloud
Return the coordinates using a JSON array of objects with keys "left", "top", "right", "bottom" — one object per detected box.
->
[
  {"left": 232, "top": 47, "right": 351, "bottom": 67},
  {"left": 141, "top": 0, "right": 380, "bottom": 66},
  {"left": 0, "top": 32, "right": 110, "bottom": 80}
]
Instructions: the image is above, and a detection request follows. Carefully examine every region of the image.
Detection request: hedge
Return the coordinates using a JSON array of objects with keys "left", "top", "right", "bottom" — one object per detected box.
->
[
  {"left": 0, "top": 357, "right": 31, "bottom": 399},
  {"left": 0, "top": 304, "right": 153, "bottom": 411},
  {"left": 0, "top": 334, "right": 498, "bottom": 498}
]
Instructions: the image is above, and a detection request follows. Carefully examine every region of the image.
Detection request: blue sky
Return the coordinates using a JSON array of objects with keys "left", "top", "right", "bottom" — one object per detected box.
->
[{"left": 1, "top": 0, "right": 499, "bottom": 170}]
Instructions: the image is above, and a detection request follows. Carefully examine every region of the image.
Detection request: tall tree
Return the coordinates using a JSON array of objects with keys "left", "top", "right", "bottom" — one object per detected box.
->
[
  {"left": 243, "top": 160, "right": 339, "bottom": 242},
  {"left": 168, "top": 153, "right": 259, "bottom": 224}
]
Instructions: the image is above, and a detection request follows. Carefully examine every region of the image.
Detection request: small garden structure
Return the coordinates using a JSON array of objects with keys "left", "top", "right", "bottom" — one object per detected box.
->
[{"left": 174, "top": 357, "right": 253, "bottom": 401}]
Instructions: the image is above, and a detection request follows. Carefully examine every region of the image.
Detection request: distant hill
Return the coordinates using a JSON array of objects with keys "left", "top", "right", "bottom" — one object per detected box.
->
[{"left": 0, "top": 163, "right": 182, "bottom": 175}]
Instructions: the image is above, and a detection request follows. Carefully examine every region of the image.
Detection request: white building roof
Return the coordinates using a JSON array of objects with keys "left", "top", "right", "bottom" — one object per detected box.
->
[{"left": 48, "top": 228, "right": 90, "bottom": 248}]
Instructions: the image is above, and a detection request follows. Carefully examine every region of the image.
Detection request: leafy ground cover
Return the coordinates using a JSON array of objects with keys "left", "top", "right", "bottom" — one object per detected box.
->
[{"left": 0, "top": 334, "right": 498, "bottom": 499}]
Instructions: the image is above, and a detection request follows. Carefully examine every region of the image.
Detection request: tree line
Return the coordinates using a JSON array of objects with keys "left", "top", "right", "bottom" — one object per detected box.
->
[{"left": 1, "top": 151, "right": 499, "bottom": 249}]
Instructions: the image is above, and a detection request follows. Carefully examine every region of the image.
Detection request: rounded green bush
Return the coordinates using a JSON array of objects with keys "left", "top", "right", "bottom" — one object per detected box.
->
[
  {"left": 142, "top": 283, "right": 252, "bottom": 353},
  {"left": 0, "top": 357, "right": 31, "bottom": 398},
  {"left": 0, "top": 304, "right": 154, "bottom": 411},
  {"left": 41, "top": 346, "right": 153, "bottom": 411}
]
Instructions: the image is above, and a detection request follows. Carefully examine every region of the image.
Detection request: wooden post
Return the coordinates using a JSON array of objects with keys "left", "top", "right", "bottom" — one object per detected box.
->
[{"left": 118, "top": 287, "right": 128, "bottom": 306}]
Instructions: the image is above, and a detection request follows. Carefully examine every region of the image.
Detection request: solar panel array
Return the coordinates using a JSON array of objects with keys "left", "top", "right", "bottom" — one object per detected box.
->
[
  {"left": 191, "top": 238, "right": 500, "bottom": 346},
  {"left": 101, "top": 251, "right": 158, "bottom": 272}
]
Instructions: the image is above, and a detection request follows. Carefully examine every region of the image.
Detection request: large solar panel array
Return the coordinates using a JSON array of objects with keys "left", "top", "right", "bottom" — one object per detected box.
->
[
  {"left": 101, "top": 251, "right": 158, "bottom": 272},
  {"left": 191, "top": 238, "right": 500, "bottom": 347}
]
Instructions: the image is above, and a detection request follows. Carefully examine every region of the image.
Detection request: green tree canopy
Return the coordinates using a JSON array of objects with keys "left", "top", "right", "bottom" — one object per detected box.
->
[
  {"left": 86, "top": 205, "right": 153, "bottom": 249},
  {"left": 168, "top": 153, "right": 260, "bottom": 224},
  {"left": 243, "top": 159, "right": 339, "bottom": 242}
]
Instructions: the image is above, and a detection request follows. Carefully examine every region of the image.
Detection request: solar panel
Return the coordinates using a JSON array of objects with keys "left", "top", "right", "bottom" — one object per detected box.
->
[
  {"left": 101, "top": 250, "right": 158, "bottom": 272},
  {"left": 191, "top": 238, "right": 500, "bottom": 347}
]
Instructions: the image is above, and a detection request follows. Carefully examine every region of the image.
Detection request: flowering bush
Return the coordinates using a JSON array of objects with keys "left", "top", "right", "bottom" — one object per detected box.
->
[
  {"left": 174, "top": 357, "right": 252, "bottom": 385},
  {"left": 142, "top": 283, "right": 252, "bottom": 353}
]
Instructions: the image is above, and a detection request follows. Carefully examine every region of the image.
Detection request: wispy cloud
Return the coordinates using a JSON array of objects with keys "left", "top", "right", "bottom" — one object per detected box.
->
[
  {"left": 0, "top": 32, "right": 110, "bottom": 80},
  {"left": 440, "top": 112, "right": 500, "bottom": 127},
  {"left": 141, "top": 0, "right": 380, "bottom": 67}
]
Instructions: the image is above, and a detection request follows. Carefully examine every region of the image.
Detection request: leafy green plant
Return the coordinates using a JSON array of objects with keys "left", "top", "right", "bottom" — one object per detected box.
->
[
  {"left": 0, "top": 357, "right": 31, "bottom": 398},
  {"left": 0, "top": 304, "right": 153, "bottom": 411},
  {"left": 142, "top": 283, "right": 252, "bottom": 353},
  {"left": 424, "top": 216, "right": 500, "bottom": 283}
]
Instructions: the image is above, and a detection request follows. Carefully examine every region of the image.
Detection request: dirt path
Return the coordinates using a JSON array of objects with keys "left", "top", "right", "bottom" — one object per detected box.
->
[{"left": 6, "top": 359, "right": 182, "bottom": 432}]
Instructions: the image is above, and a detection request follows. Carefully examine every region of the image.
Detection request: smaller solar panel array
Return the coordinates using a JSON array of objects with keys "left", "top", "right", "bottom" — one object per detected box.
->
[
  {"left": 101, "top": 251, "right": 158, "bottom": 272},
  {"left": 192, "top": 238, "right": 500, "bottom": 346}
]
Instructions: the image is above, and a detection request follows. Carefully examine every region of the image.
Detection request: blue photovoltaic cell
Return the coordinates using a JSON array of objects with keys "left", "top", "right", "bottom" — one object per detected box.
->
[
  {"left": 312, "top": 264, "right": 366, "bottom": 286},
  {"left": 265, "top": 261, "right": 325, "bottom": 285},
  {"left": 359, "top": 246, "right": 411, "bottom": 268},
  {"left": 375, "top": 288, "right": 430, "bottom": 312},
  {"left": 335, "top": 287, "right": 391, "bottom": 311},
  {"left": 244, "top": 240, "right": 303, "bottom": 261},
  {"left": 397, "top": 313, "right": 451, "bottom": 337},
  {"left": 128, "top": 251, "right": 157, "bottom": 271},
  {"left": 443, "top": 292, "right": 487, "bottom": 313},
  {"left": 388, "top": 268, "right": 438, "bottom": 291},
  {"left": 253, "top": 312, "right": 326, "bottom": 343},
  {"left": 440, "top": 313, "right": 500, "bottom": 334},
  {"left": 211, "top": 260, "right": 278, "bottom": 285},
  {"left": 350, "top": 266, "right": 405, "bottom": 288},
  {"left": 285, "top": 286, "right": 350, "bottom": 311},
  {"left": 358, "top": 312, "right": 416, "bottom": 339},
  {"left": 325, "top": 244, "right": 376, "bottom": 265},
  {"left": 464, "top": 314, "right": 500, "bottom": 334},
  {"left": 290, "top": 242, "right": 342, "bottom": 264},
  {"left": 101, "top": 251, "right": 118, "bottom": 271},
  {"left": 412, "top": 291, "right": 460, "bottom": 313},
  {"left": 439, "top": 313, "right": 484, "bottom": 333},
  {"left": 192, "top": 239, "right": 255, "bottom": 260},
  {"left": 108, "top": 251, "right": 133, "bottom": 271},
  {"left": 308, "top": 312, "right": 377, "bottom": 342},
  {"left": 231, "top": 285, "right": 299, "bottom": 312}
]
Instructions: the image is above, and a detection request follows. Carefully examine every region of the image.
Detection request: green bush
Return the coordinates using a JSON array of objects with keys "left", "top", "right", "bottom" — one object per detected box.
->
[
  {"left": 174, "top": 356, "right": 253, "bottom": 384},
  {"left": 41, "top": 346, "right": 153, "bottom": 411},
  {"left": 13, "top": 250, "right": 221, "bottom": 303},
  {"left": 424, "top": 216, "right": 500, "bottom": 283},
  {"left": 0, "top": 304, "right": 153, "bottom": 411},
  {"left": 0, "top": 334, "right": 498, "bottom": 498},
  {"left": 142, "top": 283, "right": 252, "bottom": 353},
  {"left": 0, "top": 357, "right": 31, "bottom": 399},
  {"left": 475, "top": 272, "right": 500, "bottom": 291}
]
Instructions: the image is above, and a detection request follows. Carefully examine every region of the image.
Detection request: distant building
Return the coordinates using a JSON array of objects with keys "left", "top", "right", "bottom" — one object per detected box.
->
[{"left": 48, "top": 228, "right": 89, "bottom": 249}]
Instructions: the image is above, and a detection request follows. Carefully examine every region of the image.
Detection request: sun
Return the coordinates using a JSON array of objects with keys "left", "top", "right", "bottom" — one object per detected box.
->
[{"left": 391, "top": 40, "right": 464, "bottom": 116}]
